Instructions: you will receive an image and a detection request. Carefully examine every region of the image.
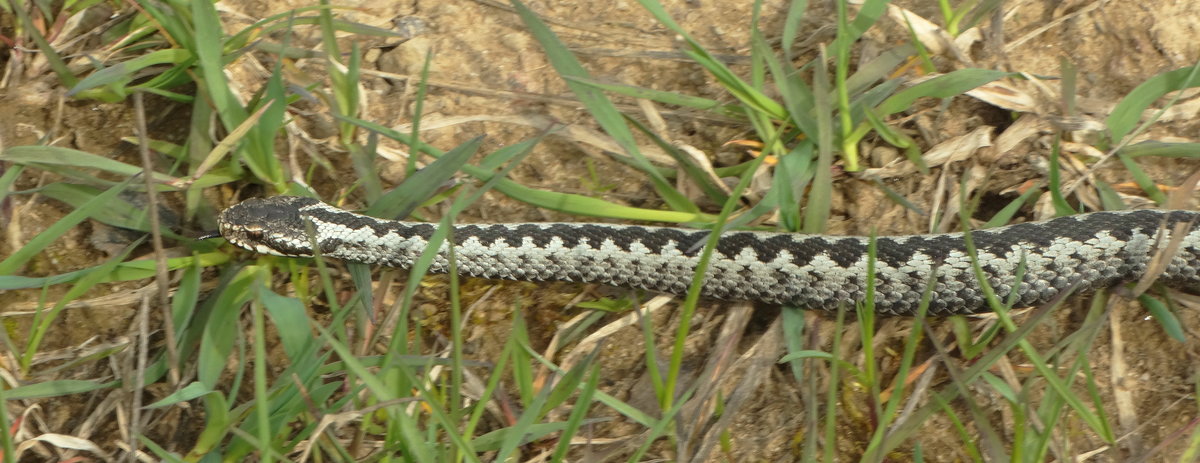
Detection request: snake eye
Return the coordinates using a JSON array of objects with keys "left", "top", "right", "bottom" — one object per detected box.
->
[{"left": 247, "top": 229, "right": 264, "bottom": 240}]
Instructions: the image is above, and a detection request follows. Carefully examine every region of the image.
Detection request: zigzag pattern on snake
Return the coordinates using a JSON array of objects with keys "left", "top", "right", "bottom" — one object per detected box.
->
[{"left": 214, "top": 196, "right": 1200, "bottom": 316}]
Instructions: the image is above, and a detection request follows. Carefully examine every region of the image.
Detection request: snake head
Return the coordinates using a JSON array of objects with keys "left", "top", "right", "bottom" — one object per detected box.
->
[{"left": 216, "top": 196, "right": 322, "bottom": 257}]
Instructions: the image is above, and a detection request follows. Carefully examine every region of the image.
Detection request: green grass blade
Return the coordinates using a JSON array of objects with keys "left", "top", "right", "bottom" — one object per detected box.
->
[
  {"left": 550, "top": 362, "right": 602, "bottom": 461},
  {"left": 1108, "top": 64, "right": 1200, "bottom": 144},
  {"left": 773, "top": 142, "right": 815, "bottom": 231},
  {"left": 845, "top": 45, "right": 912, "bottom": 97},
  {"left": 0, "top": 164, "right": 23, "bottom": 203},
  {"left": 336, "top": 114, "right": 714, "bottom": 223},
  {"left": 804, "top": 46, "right": 834, "bottom": 233},
  {"left": 757, "top": 29, "right": 817, "bottom": 138},
  {"left": 1047, "top": 138, "right": 1077, "bottom": 215},
  {"left": 68, "top": 49, "right": 193, "bottom": 97},
  {"left": 623, "top": 116, "right": 730, "bottom": 204},
  {"left": 1138, "top": 293, "right": 1186, "bottom": 342},
  {"left": 366, "top": 136, "right": 484, "bottom": 219},
  {"left": 1118, "top": 141, "right": 1200, "bottom": 158},
  {"left": 1093, "top": 179, "right": 1127, "bottom": 211},
  {"left": 2, "top": 146, "right": 178, "bottom": 184},
  {"left": 0, "top": 252, "right": 228, "bottom": 291},
  {"left": 189, "top": 0, "right": 284, "bottom": 188},
  {"left": 145, "top": 382, "right": 215, "bottom": 409},
  {"left": 472, "top": 423, "right": 574, "bottom": 452},
  {"left": 250, "top": 299, "right": 272, "bottom": 463},
  {"left": 511, "top": 0, "right": 696, "bottom": 213},
  {"left": 636, "top": 0, "right": 786, "bottom": 120},
  {"left": 875, "top": 69, "right": 1010, "bottom": 116},
  {"left": 0, "top": 178, "right": 133, "bottom": 275},
  {"left": 840, "top": 0, "right": 889, "bottom": 46},
  {"left": 1117, "top": 153, "right": 1168, "bottom": 204},
  {"left": 35, "top": 183, "right": 171, "bottom": 233},
  {"left": 258, "top": 289, "right": 316, "bottom": 360},
  {"left": 4, "top": 379, "right": 114, "bottom": 400},
  {"left": 983, "top": 185, "right": 1042, "bottom": 228},
  {"left": 197, "top": 267, "right": 258, "bottom": 389},
  {"left": 22, "top": 236, "right": 142, "bottom": 371},
  {"left": 315, "top": 324, "right": 441, "bottom": 461},
  {"left": 780, "top": 0, "right": 810, "bottom": 60},
  {"left": 565, "top": 76, "right": 745, "bottom": 118}
]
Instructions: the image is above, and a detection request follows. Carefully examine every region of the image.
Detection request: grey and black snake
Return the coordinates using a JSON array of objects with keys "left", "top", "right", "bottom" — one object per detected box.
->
[{"left": 213, "top": 196, "right": 1200, "bottom": 316}]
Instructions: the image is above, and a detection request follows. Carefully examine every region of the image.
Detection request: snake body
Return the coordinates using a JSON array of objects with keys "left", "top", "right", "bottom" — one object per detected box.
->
[{"left": 215, "top": 196, "right": 1200, "bottom": 315}]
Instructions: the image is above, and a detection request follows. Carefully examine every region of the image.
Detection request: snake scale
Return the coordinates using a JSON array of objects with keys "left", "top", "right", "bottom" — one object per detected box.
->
[{"left": 213, "top": 196, "right": 1200, "bottom": 316}]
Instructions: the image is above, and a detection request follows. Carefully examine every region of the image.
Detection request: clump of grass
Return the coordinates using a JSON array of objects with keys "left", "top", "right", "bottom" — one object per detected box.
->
[{"left": 1, "top": 0, "right": 1199, "bottom": 461}]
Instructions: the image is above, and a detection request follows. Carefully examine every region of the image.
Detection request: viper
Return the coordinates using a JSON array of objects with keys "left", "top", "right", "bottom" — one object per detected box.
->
[{"left": 211, "top": 196, "right": 1200, "bottom": 316}]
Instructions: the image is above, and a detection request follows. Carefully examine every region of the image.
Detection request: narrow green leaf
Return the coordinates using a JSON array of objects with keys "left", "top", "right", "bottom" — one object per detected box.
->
[
  {"left": 0, "top": 253, "right": 228, "bottom": 291},
  {"left": 1047, "top": 139, "right": 1077, "bottom": 215},
  {"left": 258, "top": 289, "right": 314, "bottom": 360},
  {"left": 845, "top": 45, "right": 912, "bottom": 98},
  {"left": 186, "top": 392, "right": 232, "bottom": 459},
  {"left": 845, "top": 0, "right": 889, "bottom": 44},
  {"left": 1138, "top": 294, "right": 1186, "bottom": 342},
  {"left": 22, "top": 237, "right": 143, "bottom": 371},
  {"left": 980, "top": 372, "right": 1018, "bottom": 403},
  {"left": 0, "top": 179, "right": 133, "bottom": 275},
  {"left": 68, "top": 49, "right": 193, "bottom": 96},
  {"left": 315, "top": 326, "right": 439, "bottom": 461},
  {"left": 564, "top": 76, "right": 745, "bottom": 118},
  {"left": 337, "top": 114, "right": 714, "bottom": 223},
  {"left": 1108, "top": 64, "right": 1200, "bottom": 144},
  {"left": 1118, "top": 141, "right": 1200, "bottom": 159},
  {"left": 198, "top": 267, "right": 258, "bottom": 388},
  {"left": 146, "top": 382, "right": 215, "bottom": 408},
  {"left": 366, "top": 137, "right": 484, "bottom": 219},
  {"left": 2, "top": 146, "right": 178, "bottom": 183},
  {"left": 471, "top": 422, "right": 575, "bottom": 451},
  {"left": 513, "top": 0, "right": 697, "bottom": 213},
  {"left": 780, "top": 0, "right": 810, "bottom": 60},
  {"left": 36, "top": 183, "right": 179, "bottom": 234},
  {"left": 1117, "top": 153, "right": 1167, "bottom": 204},
  {"left": 537, "top": 348, "right": 599, "bottom": 419},
  {"left": 638, "top": 0, "right": 787, "bottom": 120},
  {"left": 550, "top": 363, "right": 602, "bottom": 461},
  {"left": 10, "top": 3, "right": 77, "bottom": 89},
  {"left": 875, "top": 70, "right": 1010, "bottom": 116},
  {"left": 0, "top": 164, "right": 22, "bottom": 205},
  {"left": 772, "top": 142, "right": 815, "bottom": 231},
  {"left": 624, "top": 116, "right": 730, "bottom": 204},
  {"left": 983, "top": 186, "right": 1041, "bottom": 228},
  {"left": 805, "top": 46, "right": 834, "bottom": 233},
  {"left": 1093, "top": 179, "right": 1127, "bottom": 211},
  {"left": 757, "top": 29, "right": 817, "bottom": 138},
  {"left": 5, "top": 380, "right": 113, "bottom": 399}
]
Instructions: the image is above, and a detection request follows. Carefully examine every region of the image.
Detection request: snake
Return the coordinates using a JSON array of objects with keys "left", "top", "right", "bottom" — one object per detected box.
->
[{"left": 211, "top": 196, "right": 1200, "bottom": 316}]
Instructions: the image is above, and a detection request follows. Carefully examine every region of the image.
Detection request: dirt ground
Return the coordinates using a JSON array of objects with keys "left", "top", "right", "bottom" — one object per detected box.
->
[{"left": 3, "top": 0, "right": 1200, "bottom": 461}]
